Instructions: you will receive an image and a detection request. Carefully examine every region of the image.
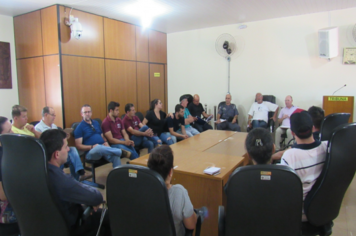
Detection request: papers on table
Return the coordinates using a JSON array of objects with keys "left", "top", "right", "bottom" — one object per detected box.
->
[
  {"left": 206, "top": 115, "right": 213, "bottom": 122},
  {"left": 214, "top": 119, "right": 226, "bottom": 123},
  {"left": 279, "top": 126, "right": 290, "bottom": 129},
  {"left": 204, "top": 167, "right": 221, "bottom": 175}
]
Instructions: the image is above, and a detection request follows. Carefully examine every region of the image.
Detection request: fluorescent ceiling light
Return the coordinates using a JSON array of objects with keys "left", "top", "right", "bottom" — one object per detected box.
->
[{"left": 124, "top": 0, "right": 169, "bottom": 28}]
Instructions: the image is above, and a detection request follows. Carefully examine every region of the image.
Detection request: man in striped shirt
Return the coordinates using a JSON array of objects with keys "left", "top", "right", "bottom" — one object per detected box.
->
[{"left": 280, "top": 111, "right": 328, "bottom": 221}]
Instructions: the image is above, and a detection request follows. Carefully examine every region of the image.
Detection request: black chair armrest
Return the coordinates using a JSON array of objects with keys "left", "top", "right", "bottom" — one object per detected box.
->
[
  {"left": 185, "top": 209, "right": 203, "bottom": 236},
  {"left": 218, "top": 205, "right": 225, "bottom": 236}
]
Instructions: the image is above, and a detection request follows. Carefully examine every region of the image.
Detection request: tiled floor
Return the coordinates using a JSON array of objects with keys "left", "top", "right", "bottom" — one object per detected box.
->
[{"left": 80, "top": 148, "right": 356, "bottom": 236}]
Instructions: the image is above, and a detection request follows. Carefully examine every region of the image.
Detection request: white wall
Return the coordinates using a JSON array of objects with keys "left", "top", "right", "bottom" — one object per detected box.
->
[
  {"left": 0, "top": 14, "right": 18, "bottom": 118},
  {"left": 167, "top": 7, "right": 356, "bottom": 130}
]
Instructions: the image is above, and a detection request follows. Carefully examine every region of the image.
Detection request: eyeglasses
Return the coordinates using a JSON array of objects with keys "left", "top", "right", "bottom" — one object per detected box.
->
[
  {"left": 90, "top": 123, "right": 96, "bottom": 131},
  {"left": 49, "top": 113, "right": 56, "bottom": 117},
  {"left": 83, "top": 111, "right": 92, "bottom": 114}
]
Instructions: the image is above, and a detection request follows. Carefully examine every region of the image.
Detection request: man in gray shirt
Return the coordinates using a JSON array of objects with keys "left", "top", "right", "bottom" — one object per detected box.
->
[{"left": 216, "top": 94, "right": 241, "bottom": 131}]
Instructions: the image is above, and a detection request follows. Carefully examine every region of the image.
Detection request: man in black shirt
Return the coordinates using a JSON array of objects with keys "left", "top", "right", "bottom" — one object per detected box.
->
[
  {"left": 40, "top": 129, "right": 111, "bottom": 235},
  {"left": 307, "top": 106, "right": 324, "bottom": 142},
  {"left": 187, "top": 94, "right": 213, "bottom": 132},
  {"left": 167, "top": 105, "right": 189, "bottom": 140}
]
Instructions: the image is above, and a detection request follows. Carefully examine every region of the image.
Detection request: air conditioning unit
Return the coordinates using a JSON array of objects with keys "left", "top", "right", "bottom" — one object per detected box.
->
[{"left": 318, "top": 27, "right": 339, "bottom": 59}]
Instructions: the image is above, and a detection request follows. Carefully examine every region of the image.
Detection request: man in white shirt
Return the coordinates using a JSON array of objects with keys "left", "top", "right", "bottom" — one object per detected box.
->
[
  {"left": 275, "top": 95, "right": 298, "bottom": 150},
  {"left": 248, "top": 93, "right": 279, "bottom": 130},
  {"left": 35, "top": 106, "right": 89, "bottom": 181},
  {"left": 280, "top": 111, "right": 327, "bottom": 221}
]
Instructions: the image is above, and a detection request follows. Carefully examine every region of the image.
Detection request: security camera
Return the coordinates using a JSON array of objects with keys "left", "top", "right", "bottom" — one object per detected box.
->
[
  {"left": 68, "top": 17, "right": 83, "bottom": 40},
  {"left": 74, "top": 30, "right": 82, "bottom": 39}
]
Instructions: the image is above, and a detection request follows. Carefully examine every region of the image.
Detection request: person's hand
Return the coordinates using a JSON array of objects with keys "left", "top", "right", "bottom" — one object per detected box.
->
[
  {"left": 26, "top": 124, "right": 35, "bottom": 132},
  {"left": 248, "top": 122, "right": 252, "bottom": 128},
  {"left": 103, "top": 142, "right": 109, "bottom": 147},
  {"left": 93, "top": 144, "right": 99, "bottom": 149},
  {"left": 145, "top": 128, "right": 153, "bottom": 137},
  {"left": 129, "top": 140, "right": 135, "bottom": 147},
  {"left": 193, "top": 117, "right": 198, "bottom": 121},
  {"left": 182, "top": 134, "right": 189, "bottom": 139},
  {"left": 232, "top": 118, "right": 236, "bottom": 124},
  {"left": 216, "top": 119, "right": 221, "bottom": 124},
  {"left": 123, "top": 140, "right": 132, "bottom": 146},
  {"left": 168, "top": 113, "right": 174, "bottom": 118},
  {"left": 282, "top": 114, "right": 289, "bottom": 119},
  {"left": 271, "top": 116, "right": 277, "bottom": 122},
  {"left": 187, "top": 115, "right": 194, "bottom": 123}
]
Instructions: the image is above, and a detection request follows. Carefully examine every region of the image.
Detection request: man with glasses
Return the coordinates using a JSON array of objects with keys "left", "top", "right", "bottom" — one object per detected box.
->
[
  {"left": 35, "top": 106, "right": 90, "bottom": 181},
  {"left": 74, "top": 104, "right": 124, "bottom": 168}
]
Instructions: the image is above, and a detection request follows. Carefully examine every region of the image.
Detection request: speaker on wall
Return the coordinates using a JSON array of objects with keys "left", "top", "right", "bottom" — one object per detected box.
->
[{"left": 318, "top": 27, "right": 339, "bottom": 59}]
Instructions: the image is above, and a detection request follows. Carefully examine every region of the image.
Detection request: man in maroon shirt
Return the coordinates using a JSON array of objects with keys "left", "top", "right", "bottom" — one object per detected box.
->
[
  {"left": 101, "top": 101, "right": 139, "bottom": 160},
  {"left": 123, "top": 103, "right": 159, "bottom": 153}
]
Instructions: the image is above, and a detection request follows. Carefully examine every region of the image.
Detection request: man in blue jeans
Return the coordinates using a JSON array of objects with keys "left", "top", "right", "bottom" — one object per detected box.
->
[
  {"left": 101, "top": 101, "right": 139, "bottom": 160},
  {"left": 74, "top": 104, "right": 124, "bottom": 168},
  {"left": 123, "top": 103, "right": 158, "bottom": 153}
]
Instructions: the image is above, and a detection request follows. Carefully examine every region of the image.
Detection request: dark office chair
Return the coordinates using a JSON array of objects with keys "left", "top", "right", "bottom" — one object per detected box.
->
[
  {"left": 219, "top": 165, "right": 303, "bottom": 236},
  {"left": 29, "top": 121, "right": 39, "bottom": 126},
  {"left": 71, "top": 118, "right": 109, "bottom": 189},
  {"left": 301, "top": 123, "right": 356, "bottom": 236},
  {"left": 135, "top": 111, "right": 144, "bottom": 122},
  {"left": 0, "top": 223, "right": 20, "bottom": 236},
  {"left": 247, "top": 95, "right": 277, "bottom": 132},
  {"left": 121, "top": 114, "right": 125, "bottom": 119},
  {"left": 107, "top": 165, "right": 202, "bottom": 236},
  {"left": 0, "top": 134, "right": 70, "bottom": 236},
  {"left": 179, "top": 94, "right": 193, "bottom": 105},
  {"left": 319, "top": 113, "right": 350, "bottom": 141}
]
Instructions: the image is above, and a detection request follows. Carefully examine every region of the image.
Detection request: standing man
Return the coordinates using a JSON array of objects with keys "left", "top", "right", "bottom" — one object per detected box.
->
[
  {"left": 248, "top": 93, "right": 279, "bottom": 129},
  {"left": 167, "top": 105, "right": 189, "bottom": 140},
  {"left": 40, "top": 129, "right": 111, "bottom": 235},
  {"left": 101, "top": 101, "right": 139, "bottom": 160},
  {"left": 178, "top": 97, "right": 200, "bottom": 137},
  {"left": 275, "top": 96, "right": 298, "bottom": 150},
  {"left": 123, "top": 103, "right": 158, "bottom": 153},
  {"left": 74, "top": 104, "right": 122, "bottom": 168},
  {"left": 187, "top": 94, "right": 213, "bottom": 132},
  {"left": 35, "top": 106, "right": 90, "bottom": 181},
  {"left": 11, "top": 105, "right": 41, "bottom": 138},
  {"left": 216, "top": 93, "right": 241, "bottom": 131}
]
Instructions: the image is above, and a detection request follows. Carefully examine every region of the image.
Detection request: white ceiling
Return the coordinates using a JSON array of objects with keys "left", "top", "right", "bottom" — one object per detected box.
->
[{"left": 1, "top": 0, "right": 355, "bottom": 33}]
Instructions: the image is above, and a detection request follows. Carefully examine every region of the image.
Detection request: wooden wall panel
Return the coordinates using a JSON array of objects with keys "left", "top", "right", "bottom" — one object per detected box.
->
[
  {"left": 148, "top": 30, "right": 167, "bottom": 64},
  {"left": 165, "top": 64, "right": 168, "bottom": 112},
  {"left": 44, "top": 55, "right": 63, "bottom": 127},
  {"left": 14, "top": 11, "right": 43, "bottom": 59},
  {"left": 136, "top": 26, "right": 148, "bottom": 62},
  {"left": 41, "top": 6, "right": 59, "bottom": 55},
  {"left": 137, "top": 62, "right": 149, "bottom": 114},
  {"left": 104, "top": 18, "right": 136, "bottom": 60},
  {"left": 62, "top": 56, "right": 106, "bottom": 127},
  {"left": 149, "top": 64, "right": 165, "bottom": 110},
  {"left": 105, "top": 60, "right": 137, "bottom": 115},
  {"left": 17, "top": 57, "right": 46, "bottom": 122},
  {"left": 59, "top": 6, "right": 104, "bottom": 58}
]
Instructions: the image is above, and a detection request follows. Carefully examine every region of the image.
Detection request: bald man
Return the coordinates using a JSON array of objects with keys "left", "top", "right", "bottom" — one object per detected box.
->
[
  {"left": 216, "top": 94, "right": 241, "bottom": 132},
  {"left": 248, "top": 93, "right": 279, "bottom": 130},
  {"left": 187, "top": 94, "right": 213, "bottom": 132},
  {"left": 275, "top": 96, "right": 298, "bottom": 149}
]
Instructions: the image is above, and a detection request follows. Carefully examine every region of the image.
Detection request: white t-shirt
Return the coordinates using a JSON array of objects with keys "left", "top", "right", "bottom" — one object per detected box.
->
[
  {"left": 248, "top": 101, "right": 279, "bottom": 123},
  {"left": 278, "top": 106, "right": 298, "bottom": 128},
  {"left": 35, "top": 120, "right": 58, "bottom": 132}
]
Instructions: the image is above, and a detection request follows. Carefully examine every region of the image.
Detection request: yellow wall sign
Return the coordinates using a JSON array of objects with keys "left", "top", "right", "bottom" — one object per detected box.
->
[
  {"left": 328, "top": 97, "right": 348, "bottom": 102},
  {"left": 154, "top": 72, "right": 160, "bottom": 77}
]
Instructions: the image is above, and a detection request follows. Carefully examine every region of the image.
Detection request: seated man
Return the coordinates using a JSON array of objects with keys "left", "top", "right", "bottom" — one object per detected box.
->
[
  {"left": 0, "top": 117, "right": 18, "bottom": 227},
  {"left": 35, "top": 106, "right": 90, "bottom": 181},
  {"left": 40, "top": 129, "right": 111, "bottom": 236},
  {"left": 279, "top": 111, "right": 327, "bottom": 221},
  {"left": 167, "top": 105, "right": 189, "bottom": 141},
  {"left": 248, "top": 93, "right": 279, "bottom": 129},
  {"left": 307, "top": 106, "right": 325, "bottom": 142},
  {"left": 74, "top": 104, "right": 122, "bottom": 168},
  {"left": 178, "top": 97, "right": 200, "bottom": 137},
  {"left": 187, "top": 94, "right": 213, "bottom": 132},
  {"left": 245, "top": 127, "right": 275, "bottom": 165},
  {"left": 101, "top": 101, "right": 138, "bottom": 160},
  {"left": 147, "top": 145, "right": 197, "bottom": 236},
  {"left": 11, "top": 105, "right": 41, "bottom": 138},
  {"left": 216, "top": 93, "right": 241, "bottom": 131},
  {"left": 123, "top": 103, "right": 158, "bottom": 153},
  {"left": 275, "top": 96, "right": 298, "bottom": 150}
]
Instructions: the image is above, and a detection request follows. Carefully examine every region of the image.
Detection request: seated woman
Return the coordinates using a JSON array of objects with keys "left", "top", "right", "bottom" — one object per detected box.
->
[
  {"left": 142, "top": 99, "right": 176, "bottom": 145},
  {"left": 147, "top": 145, "right": 197, "bottom": 236},
  {"left": 245, "top": 128, "right": 275, "bottom": 164}
]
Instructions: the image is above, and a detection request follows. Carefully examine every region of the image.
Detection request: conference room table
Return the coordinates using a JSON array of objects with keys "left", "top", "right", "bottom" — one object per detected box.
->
[{"left": 130, "top": 130, "right": 250, "bottom": 236}]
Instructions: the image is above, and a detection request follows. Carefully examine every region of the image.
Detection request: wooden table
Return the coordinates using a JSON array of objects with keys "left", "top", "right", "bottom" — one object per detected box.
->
[{"left": 130, "top": 130, "right": 248, "bottom": 236}]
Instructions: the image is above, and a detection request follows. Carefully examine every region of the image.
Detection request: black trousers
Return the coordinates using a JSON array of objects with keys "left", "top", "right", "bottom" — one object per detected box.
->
[
  {"left": 192, "top": 122, "right": 213, "bottom": 132},
  {"left": 71, "top": 209, "right": 111, "bottom": 236}
]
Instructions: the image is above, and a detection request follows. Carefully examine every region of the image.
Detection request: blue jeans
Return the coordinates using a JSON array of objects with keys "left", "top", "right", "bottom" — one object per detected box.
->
[
  {"left": 131, "top": 125, "right": 157, "bottom": 153},
  {"left": 252, "top": 120, "right": 268, "bottom": 129},
  {"left": 60, "top": 147, "right": 84, "bottom": 180},
  {"left": 158, "top": 132, "right": 176, "bottom": 145},
  {"left": 177, "top": 126, "right": 200, "bottom": 137},
  {"left": 111, "top": 139, "right": 139, "bottom": 160},
  {"left": 85, "top": 144, "right": 122, "bottom": 168}
]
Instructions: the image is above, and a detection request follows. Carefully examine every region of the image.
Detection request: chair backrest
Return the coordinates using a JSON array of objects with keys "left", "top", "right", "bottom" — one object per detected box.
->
[
  {"left": 224, "top": 165, "right": 302, "bottom": 236},
  {"left": 0, "top": 134, "right": 70, "bottom": 236},
  {"left": 107, "top": 165, "right": 176, "bottom": 236},
  {"left": 29, "top": 121, "right": 39, "bottom": 126},
  {"left": 304, "top": 123, "right": 356, "bottom": 226},
  {"left": 320, "top": 113, "right": 350, "bottom": 141},
  {"left": 136, "top": 112, "right": 144, "bottom": 122},
  {"left": 93, "top": 118, "right": 102, "bottom": 127},
  {"left": 180, "top": 94, "right": 193, "bottom": 105}
]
